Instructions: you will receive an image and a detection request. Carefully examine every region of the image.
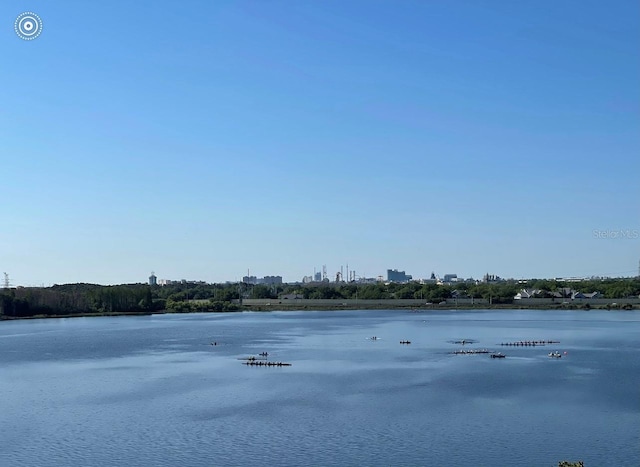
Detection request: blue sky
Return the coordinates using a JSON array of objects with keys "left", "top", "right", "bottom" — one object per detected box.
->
[{"left": 1, "top": 0, "right": 639, "bottom": 285}]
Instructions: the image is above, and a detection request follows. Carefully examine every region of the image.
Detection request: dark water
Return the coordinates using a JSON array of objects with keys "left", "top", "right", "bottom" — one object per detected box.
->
[{"left": 1, "top": 309, "right": 638, "bottom": 466}]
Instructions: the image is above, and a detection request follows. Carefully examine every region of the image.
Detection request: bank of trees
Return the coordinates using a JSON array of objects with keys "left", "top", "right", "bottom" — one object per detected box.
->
[
  {"left": 1, "top": 278, "right": 638, "bottom": 318},
  {"left": 0, "top": 284, "right": 158, "bottom": 318}
]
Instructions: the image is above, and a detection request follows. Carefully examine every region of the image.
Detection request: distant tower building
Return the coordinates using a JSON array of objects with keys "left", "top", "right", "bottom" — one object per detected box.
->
[
  {"left": 242, "top": 275, "right": 258, "bottom": 285},
  {"left": 149, "top": 272, "right": 157, "bottom": 286},
  {"left": 261, "top": 276, "right": 283, "bottom": 285},
  {"left": 387, "top": 269, "right": 412, "bottom": 283}
]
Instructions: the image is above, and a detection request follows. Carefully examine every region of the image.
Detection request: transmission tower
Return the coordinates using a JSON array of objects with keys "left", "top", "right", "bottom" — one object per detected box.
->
[{"left": 2, "top": 272, "right": 9, "bottom": 289}]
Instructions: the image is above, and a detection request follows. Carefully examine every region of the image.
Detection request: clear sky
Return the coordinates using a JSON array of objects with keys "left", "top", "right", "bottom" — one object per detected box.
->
[{"left": 1, "top": 0, "right": 639, "bottom": 285}]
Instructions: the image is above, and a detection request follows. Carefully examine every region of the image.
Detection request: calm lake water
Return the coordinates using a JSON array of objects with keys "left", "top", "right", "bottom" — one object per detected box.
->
[{"left": 1, "top": 309, "right": 638, "bottom": 466}]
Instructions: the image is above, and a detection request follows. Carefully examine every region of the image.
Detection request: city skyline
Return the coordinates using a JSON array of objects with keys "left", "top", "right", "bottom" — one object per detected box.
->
[
  {"left": 4, "top": 259, "right": 639, "bottom": 288},
  {"left": 2, "top": 1, "right": 639, "bottom": 287}
]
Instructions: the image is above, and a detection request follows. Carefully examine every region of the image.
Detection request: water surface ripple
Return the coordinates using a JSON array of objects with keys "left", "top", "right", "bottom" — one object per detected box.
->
[{"left": 1, "top": 309, "right": 638, "bottom": 466}]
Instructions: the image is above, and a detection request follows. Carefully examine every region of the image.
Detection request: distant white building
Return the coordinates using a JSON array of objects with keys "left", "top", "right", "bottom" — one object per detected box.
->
[
  {"left": 514, "top": 289, "right": 543, "bottom": 300},
  {"left": 419, "top": 278, "right": 437, "bottom": 284}
]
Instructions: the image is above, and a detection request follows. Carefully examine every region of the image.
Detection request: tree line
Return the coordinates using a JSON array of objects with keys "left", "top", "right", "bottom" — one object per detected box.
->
[
  {"left": 0, "top": 283, "right": 155, "bottom": 318},
  {"left": 1, "top": 277, "right": 638, "bottom": 319}
]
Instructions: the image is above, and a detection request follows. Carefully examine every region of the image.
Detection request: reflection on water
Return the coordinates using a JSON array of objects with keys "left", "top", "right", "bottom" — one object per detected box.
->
[{"left": 0, "top": 309, "right": 638, "bottom": 466}]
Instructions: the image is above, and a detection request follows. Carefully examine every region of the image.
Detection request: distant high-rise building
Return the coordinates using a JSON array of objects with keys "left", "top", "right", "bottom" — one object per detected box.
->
[
  {"left": 149, "top": 272, "right": 157, "bottom": 286},
  {"left": 482, "top": 273, "right": 502, "bottom": 283},
  {"left": 314, "top": 272, "right": 322, "bottom": 282},
  {"left": 443, "top": 274, "right": 457, "bottom": 283},
  {"left": 242, "top": 275, "right": 258, "bottom": 285},
  {"left": 244, "top": 275, "right": 283, "bottom": 285},
  {"left": 387, "top": 269, "right": 412, "bottom": 283},
  {"left": 260, "top": 276, "right": 283, "bottom": 285}
]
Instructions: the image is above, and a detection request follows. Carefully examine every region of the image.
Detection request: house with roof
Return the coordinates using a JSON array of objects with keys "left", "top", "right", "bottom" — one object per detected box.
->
[
  {"left": 551, "top": 288, "right": 576, "bottom": 299},
  {"left": 545, "top": 288, "right": 601, "bottom": 300},
  {"left": 451, "top": 289, "right": 470, "bottom": 299},
  {"left": 513, "top": 289, "right": 544, "bottom": 300},
  {"left": 572, "top": 291, "right": 600, "bottom": 299}
]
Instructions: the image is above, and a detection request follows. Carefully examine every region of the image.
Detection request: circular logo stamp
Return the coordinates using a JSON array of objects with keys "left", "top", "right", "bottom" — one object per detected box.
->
[{"left": 15, "top": 12, "right": 43, "bottom": 40}]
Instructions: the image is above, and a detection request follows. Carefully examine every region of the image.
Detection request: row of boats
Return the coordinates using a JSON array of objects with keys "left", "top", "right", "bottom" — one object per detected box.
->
[
  {"left": 243, "top": 361, "right": 292, "bottom": 366},
  {"left": 488, "top": 351, "right": 563, "bottom": 359},
  {"left": 451, "top": 349, "right": 490, "bottom": 355},
  {"left": 450, "top": 338, "right": 564, "bottom": 360},
  {"left": 239, "top": 352, "right": 292, "bottom": 367},
  {"left": 500, "top": 340, "right": 560, "bottom": 346},
  {"left": 454, "top": 349, "right": 564, "bottom": 359},
  {"left": 232, "top": 336, "right": 563, "bottom": 366}
]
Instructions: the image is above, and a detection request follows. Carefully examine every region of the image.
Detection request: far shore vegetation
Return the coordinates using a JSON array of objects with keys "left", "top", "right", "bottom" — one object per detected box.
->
[{"left": 1, "top": 278, "right": 639, "bottom": 320}]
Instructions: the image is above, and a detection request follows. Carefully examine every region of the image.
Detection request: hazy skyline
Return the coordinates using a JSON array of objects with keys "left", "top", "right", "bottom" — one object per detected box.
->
[{"left": 2, "top": 0, "right": 639, "bottom": 286}]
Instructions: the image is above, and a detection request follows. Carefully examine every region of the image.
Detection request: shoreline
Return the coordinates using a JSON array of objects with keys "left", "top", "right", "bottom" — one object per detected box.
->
[
  {"left": 1, "top": 303, "right": 637, "bottom": 321},
  {"left": 241, "top": 303, "right": 639, "bottom": 312},
  {"left": 0, "top": 311, "right": 155, "bottom": 321}
]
